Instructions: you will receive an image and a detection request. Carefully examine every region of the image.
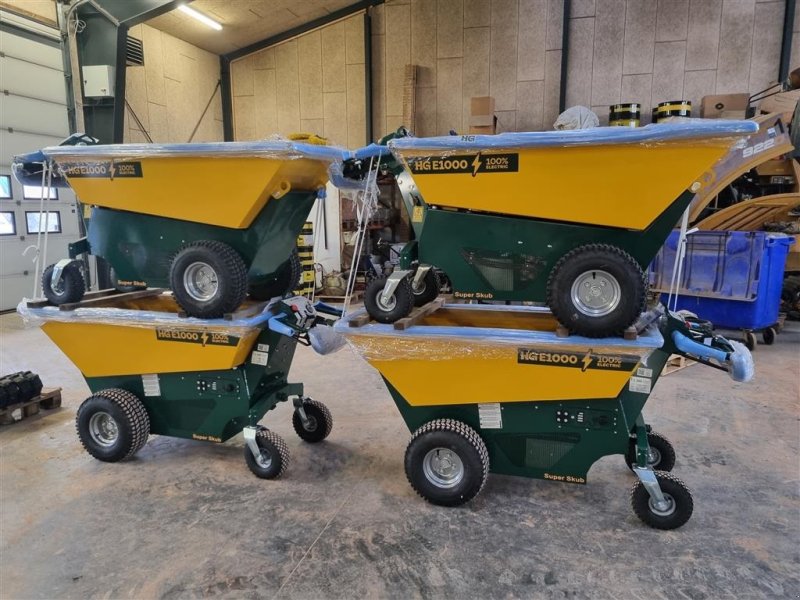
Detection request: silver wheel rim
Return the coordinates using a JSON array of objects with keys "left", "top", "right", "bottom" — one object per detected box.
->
[
  {"left": 89, "top": 411, "right": 119, "bottom": 447},
  {"left": 412, "top": 280, "right": 426, "bottom": 295},
  {"left": 649, "top": 492, "right": 676, "bottom": 517},
  {"left": 570, "top": 269, "right": 622, "bottom": 317},
  {"left": 422, "top": 448, "right": 464, "bottom": 489},
  {"left": 647, "top": 447, "right": 662, "bottom": 467},
  {"left": 183, "top": 262, "right": 219, "bottom": 301},
  {"left": 302, "top": 415, "right": 318, "bottom": 432},
  {"left": 376, "top": 291, "right": 397, "bottom": 311},
  {"left": 256, "top": 448, "right": 273, "bottom": 469}
]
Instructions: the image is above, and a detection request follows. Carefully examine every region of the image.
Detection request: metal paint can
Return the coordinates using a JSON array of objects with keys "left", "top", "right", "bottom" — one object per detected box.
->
[
  {"left": 655, "top": 100, "right": 692, "bottom": 122},
  {"left": 609, "top": 103, "right": 641, "bottom": 127}
]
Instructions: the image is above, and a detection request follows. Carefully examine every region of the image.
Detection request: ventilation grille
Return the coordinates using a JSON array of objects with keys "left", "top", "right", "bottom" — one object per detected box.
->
[
  {"left": 525, "top": 434, "right": 579, "bottom": 469},
  {"left": 126, "top": 36, "right": 144, "bottom": 66}
]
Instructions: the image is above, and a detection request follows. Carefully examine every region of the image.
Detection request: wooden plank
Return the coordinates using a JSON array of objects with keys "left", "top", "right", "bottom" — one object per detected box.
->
[
  {"left": 689, "top": 113, "right": 794, "bottom": 224},
  {"left": 27, "top": 288, "right": 122, "bottom": 308},
  {"left": 317, "top": 290, "right": 363, "bottom": 303},
  {"left": 662, "top": 354, "right": 695, "bottom": 375},
  {"left": 58, "top": 288, "right": 166, "bottom": 311},
  {"left": 393, "top": 296, "right": 445, "bottom": 331},
  {"left": 695, "top": 193, "right": 800, "bottom": 231},
  {"left": 348, "top": 313, "right": 371, "bottom": 328}
]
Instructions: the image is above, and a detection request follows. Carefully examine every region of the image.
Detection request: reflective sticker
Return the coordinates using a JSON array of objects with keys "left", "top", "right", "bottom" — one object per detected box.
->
[
  {"left": 412, "top": 205, "right": 424, "bottom": 222},
  {"left": 251, "top": 350, "right": 268, "bottom": 366},
  {"left": 636, "top": 367, "right": 653, "bottom": 378},
  {"left": 629, "top": 376, "right": 652, "bottom": 394},
  {"left": 257, "top": 343, "right": 269, "bottom": 352},
  {"left": 478, "top": 403, "right": 502, "bottom": 429}
]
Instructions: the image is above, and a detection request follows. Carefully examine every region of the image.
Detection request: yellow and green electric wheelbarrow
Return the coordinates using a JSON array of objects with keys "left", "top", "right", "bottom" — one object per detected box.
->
[
  {"left": 18, "top": 294, "right": 345, "bottom": 478},
  {"left": 335, "top": 303, "right": 754, "bottom": 529},
  {"left": 13, "top": 134, "right": 345, "bottom": 318},
  {"left": 344, "top": 120, "right": 758, "bottom": 338}
]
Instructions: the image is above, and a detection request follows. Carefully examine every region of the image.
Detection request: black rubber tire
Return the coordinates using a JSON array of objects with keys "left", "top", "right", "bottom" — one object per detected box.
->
[
  {"left": 546, "top": 244, "right": 646, "bottom": 338},
  {"left": 631, "top": 471, "right": 694, "bottom": 530},
  {"left": 0, "top": 386, "right": 8, "bottom": 410},
  {"left": 292, "top": 399, "right": 333, "bottom": 443},
  {"left": 405, "top": 419, "right": 490, "bottom": 507},
  {"left": 170, "top": 240, "right": 248, "bottom": 319},
  {"left": 75, "top": 388, "right": 150, "bottom": 462},
  {"left": 110, "top": 267, "right": 146, "bottom": 293},
  {"left": 42, "top": 262, "right": 86, "bottom": 306},
  {"left": 249, "top": 250, "right": 302, "bottom": 301},
  {"left": 364, "top": 277, "right": 414, "bottom": 323},
  {"left": 244, "top": 428, "right": 290, "bottom": 479},
  {"left": 411, "top": 269, "right": 440, "bottom": 307},
  {"left": 625, "top": 431, "right": 676, "bottom": 472},
  {"left": 762, "top": 326, "right": 776, "bottom": 345},
  {"left": 2, "top": 379, "right": 21, "bottom": 406},
  {"left": 10, "top": 373, "right": 33, "bottom": 402},
  {"left": 29, "top": 373, "right": 43, "bottom": 397},
  {"left": 745, "top": 331, "right": 757, "bottom": 351}
]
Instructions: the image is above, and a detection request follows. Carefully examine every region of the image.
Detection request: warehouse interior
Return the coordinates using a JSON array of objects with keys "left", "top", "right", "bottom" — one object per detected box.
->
[{"left": 0, "top": 0, "right": 799, "bottom": 598}]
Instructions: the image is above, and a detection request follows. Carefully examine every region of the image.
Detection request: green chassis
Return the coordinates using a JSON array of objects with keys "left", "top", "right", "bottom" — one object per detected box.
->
[
  {"left": 84, "top": 326, "right": 302, "bottom": 442},
  {"left": 384, "top": 349, "right": 672, "bottom": 481},
  {"left": 68, "top": 190, "right": 317, "bottom": 288},
  {"left": 398, "top": 184, "right": 693, "bottom": 301}
]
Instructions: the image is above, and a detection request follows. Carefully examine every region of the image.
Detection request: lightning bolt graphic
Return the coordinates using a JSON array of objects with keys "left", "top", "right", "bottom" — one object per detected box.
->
[
  {"left": 471, "top": 153, "right": 482, "bottom": 177},
  {"left": 109, "top": 162, "right": 116, "bottom": 180},
  {"left": 581, "top": 351, "right": 593, "bottom": 372},
  {"left": 201, "top": 331, "right": 209, "bottom": 347}
]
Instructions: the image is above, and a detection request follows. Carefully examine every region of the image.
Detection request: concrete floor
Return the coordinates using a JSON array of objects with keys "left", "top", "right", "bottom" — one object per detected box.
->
[{"left": 0, "top": 312, "right": 798, "bottom": 599}]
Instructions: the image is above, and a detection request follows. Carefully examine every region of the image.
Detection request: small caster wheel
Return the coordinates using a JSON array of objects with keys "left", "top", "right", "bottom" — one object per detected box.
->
[
  {"left": 292, "top": 399, "right": 333, "bottom": 443},
  {"left": 404, "top": 419, "right": 489, "bottom": 506},
  {"left": 762, "top": 326, "right": 776, "bottom": 346},
  {"left": 630, "top": 471, "right": 694, "bottom": 530},
  {"left": 744, "top": 331, "right": 757, "bottom": 351},
  {"left": 76, "top": 388, "right": 149, "bottom": 462},
  {"left": 411, "top": 269, "right": 440, "bottom": 307},
  {"left": 364, "top": 277, "right": 414, "bottom": 323},
  {"left": 244, "top": 429, "right": 289, "bottom": 479},
  {"left": 625, "top": 431, "right": 676, "bottom": 472},
  {"left": 43, "top": 262, "right": 86, "bottom": 305}
]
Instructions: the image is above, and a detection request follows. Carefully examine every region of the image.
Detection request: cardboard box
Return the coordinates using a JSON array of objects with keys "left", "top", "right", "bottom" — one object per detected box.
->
[
  {"left": 470, "top": 96, "right": 495, "bottom": 116},
  {"left": 469, "top": 114, "right": 495, "bottom": 127},
  {"left": 468, "top": 125, "right": 495, "bottom": 135},
  {"left": 701, "top": 93, "right": 749, "bottom": 118}
]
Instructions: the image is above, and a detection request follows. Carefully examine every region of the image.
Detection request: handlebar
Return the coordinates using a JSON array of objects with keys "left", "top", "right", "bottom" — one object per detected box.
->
[{"left": 671, "top": 330, "right": 729, "bottom": 363}]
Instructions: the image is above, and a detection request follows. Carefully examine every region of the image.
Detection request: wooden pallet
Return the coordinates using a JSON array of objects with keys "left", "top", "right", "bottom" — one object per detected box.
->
[
  {"left": 661, "top": 354, "right": 695, "bottom": 376},
  {"left": 0, "top": 388, "right": 62, "bottom": 425},
  {"left": 317, "top": 290, "right": 363, "bottom": 304}
]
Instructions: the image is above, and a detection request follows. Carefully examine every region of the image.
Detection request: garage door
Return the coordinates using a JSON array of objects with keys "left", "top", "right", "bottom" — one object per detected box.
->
[{"left": 0, "top": 17, "right": 81, "bottom": 311}]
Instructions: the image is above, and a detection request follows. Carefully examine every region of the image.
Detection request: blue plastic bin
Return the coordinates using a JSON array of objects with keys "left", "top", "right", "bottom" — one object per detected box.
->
[{"left": 649, "top": 230, "right": 794, "bottom": 330}]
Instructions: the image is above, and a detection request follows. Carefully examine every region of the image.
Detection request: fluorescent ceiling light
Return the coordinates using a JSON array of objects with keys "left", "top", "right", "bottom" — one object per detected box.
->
[{"left": 178, "top": 4, "right": 222, "bottom": 30}]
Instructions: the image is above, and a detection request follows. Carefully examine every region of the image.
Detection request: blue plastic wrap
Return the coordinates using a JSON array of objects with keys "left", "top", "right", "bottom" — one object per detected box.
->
[
  {"left": 335, "top": 304, "right": 664, "bottom": 362},
  {"left": 17, "top": 297, "right": 274, "bottom": 335},
  {"left": 39, "top": 139, "right": 348, "bottom": 162},
  {"left": 13, "top": 137, "right": 349, "bottom": 188},
  {"left": 387, "top": 119, "right": 758, "bottom": 151}
]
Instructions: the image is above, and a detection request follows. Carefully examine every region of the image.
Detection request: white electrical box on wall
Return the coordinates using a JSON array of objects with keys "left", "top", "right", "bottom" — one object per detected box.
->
[{"left": 82, "top": 65, "right": 115, "bottom": 97}]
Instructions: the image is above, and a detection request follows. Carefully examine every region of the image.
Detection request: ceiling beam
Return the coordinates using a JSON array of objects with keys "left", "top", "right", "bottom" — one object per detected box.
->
[{"left": 223, "top": 0, "right": 385, "bottom": 62}]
